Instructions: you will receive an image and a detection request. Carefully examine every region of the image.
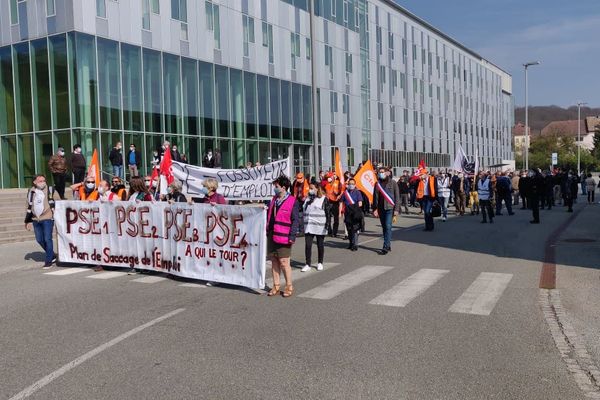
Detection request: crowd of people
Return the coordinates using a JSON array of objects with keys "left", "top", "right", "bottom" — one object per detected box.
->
[{"left": 26, "top": 148, "right": 599, "bottom": 297}]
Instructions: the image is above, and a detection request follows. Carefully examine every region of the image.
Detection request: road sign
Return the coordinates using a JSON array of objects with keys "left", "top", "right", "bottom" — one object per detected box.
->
[{"left": 551, "top": 153, "right": 558, "bottom": 165}]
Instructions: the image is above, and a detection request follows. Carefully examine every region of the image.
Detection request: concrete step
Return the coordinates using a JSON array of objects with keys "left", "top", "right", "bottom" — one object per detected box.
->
[
  {"left": 0, "top": 222, "right": 28, "bottom": 232},
  {"left": 0, "top": 216, "right": 25, "bottom": 224},
  {"left": 0, "top": 235, "right": 36, "bottom": 245}
]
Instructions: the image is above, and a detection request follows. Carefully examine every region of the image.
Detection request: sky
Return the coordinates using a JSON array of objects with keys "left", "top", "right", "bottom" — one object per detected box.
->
[{"left": 396, "top": 0, "right": 600, "bottom": 108}]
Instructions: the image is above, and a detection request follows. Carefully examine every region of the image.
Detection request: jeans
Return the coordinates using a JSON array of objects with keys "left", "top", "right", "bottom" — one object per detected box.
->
[
  {"left": 422, "top": 198, "right": 435, "bottom": 230},
  {"left": 581, "top": 183, "right": 587, "bottom": 196},
  {"left": 33, "top": 219, "right": 54, "bottom": 264},
  {"left": 304, "top": 233, "right": 324, "bottom": 265},
  {"left": 112, "top": 165, "right": 123, "bottom": 179},
  {"left": 480, "top": 199, "right": 494, "bottom": 222},
  {"left": 378, "top": 209, "right": 393, "bottom": 249},
  {"left": 438, "top": 196, "right": 449, "bottom": 218}
]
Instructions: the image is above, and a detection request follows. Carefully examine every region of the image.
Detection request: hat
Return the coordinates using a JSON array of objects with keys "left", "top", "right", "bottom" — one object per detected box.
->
[{"left": 296, "top": 172, "right": 304, "bottom": 179}]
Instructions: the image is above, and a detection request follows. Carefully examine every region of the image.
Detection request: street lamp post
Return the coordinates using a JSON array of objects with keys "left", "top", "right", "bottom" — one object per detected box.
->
[
  {"left": 523, "top": 61, "right": 540, "bottom": 170},
  {"left": 577, "top": 101, "right": 587, "bottom": 176}
]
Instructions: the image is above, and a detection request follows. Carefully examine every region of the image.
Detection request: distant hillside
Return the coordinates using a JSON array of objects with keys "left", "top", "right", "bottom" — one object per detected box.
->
[{"left": 515, "top": 106, "right": 600, "bottom": 135}]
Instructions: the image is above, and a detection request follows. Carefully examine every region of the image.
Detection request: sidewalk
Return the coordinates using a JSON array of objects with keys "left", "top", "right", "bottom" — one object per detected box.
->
[{"left": 555, "top": 202, "right": 600, "bottom": 367}]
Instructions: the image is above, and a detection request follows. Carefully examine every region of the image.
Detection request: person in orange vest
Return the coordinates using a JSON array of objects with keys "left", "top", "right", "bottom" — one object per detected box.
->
[
  {"left": 416, "top": 170, "right": 438, "bottom": 231},
  {"left": 324, "top": 172, "right": 342, "bottom": 237},
  {"left": 70, "top": 177, "right": 100, "bottom": 201},
  {"left": 110, "top": 176, "right": 128, "bottom": 200}
]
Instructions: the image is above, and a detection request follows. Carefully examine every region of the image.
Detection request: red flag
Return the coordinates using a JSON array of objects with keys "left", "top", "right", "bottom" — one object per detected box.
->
[
  {"left": 159, "top": 146, "right": 174, "bottom": 185},
  {"left": 410, "top": 159, "right": 427, "bottom": 184}
]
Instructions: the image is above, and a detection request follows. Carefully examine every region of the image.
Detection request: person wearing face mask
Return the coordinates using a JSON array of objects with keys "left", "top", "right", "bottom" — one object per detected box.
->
[
  {"left": 518, "top": 170, "right": 530, "bottom": 209},
  {"left": 195, "top": 178, "right": 226, "bottom": 205},
  {"left": 110, "top": 177, "right": 127, "bottom": 201},
  {"left": 127, "top": 144, "right": 141, "bottom": 179},
  {"left": 324, "top": 172, "right": 342, "bottom": 237},
  {"left": 151, "top": 149, "right": 160, "bottom": 172},
  {"left": 451, "top": 171, "right": 470, "bottom": 216},
  {"left": 70, "top": 177, "right": 99, "bottom": 201},
  {"left": 203, "top": 149, "right": 215, "bottom": 168},
  {"left": 342, "top": 178, "right": 364, "bottom": 251},
  {"left": 48, "top": 147, "right": 67, "bottom": 200},
  {"left": 477, "top": 171, "right": 494, "bottom": 224},
  {"left": 266, "top": 175, "right": 299, "bottom": 298},
  {"left": 109, "top": 142, "right": 124, "bottom": 180},
  {"left": 167, "top": 180, "right": 187, "bottom": 203},
  {"left": 436, "top": 171, "right": 451, "bottom": 221},
  {"left": 171, "top": 145, "right": 182, "bottom": 162},
  {"left": 416, "top": 170, "right": 438, "bottom": 231},
  {"left": 25, "top": 174, "right": 57, "bottom": 269},
  {"left": 372, "top": 167, "right": 400, "bottom": 254},
  {"left": 301, "top": 183, "right": 331, "bottom": 272},
  {"left": 71, "top": 144, "right": 86, "bottom": 184},
  {"left": 127, "top": 176, "right": 153, "bottom": 202},
  {"left": 97, "top": 180, "right": 117, "bottom": 201}
]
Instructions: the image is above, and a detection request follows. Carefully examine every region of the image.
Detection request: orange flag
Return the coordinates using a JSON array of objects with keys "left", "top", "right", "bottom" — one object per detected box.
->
[
  {"left": 335, "top": 148, "right": 345, "bottom": 187},
  {"left": 354, "top": 160, "right": 376, "bottom": 204},
  {"left": 87, "top": 149, "right": 100, "bottom": 186}
]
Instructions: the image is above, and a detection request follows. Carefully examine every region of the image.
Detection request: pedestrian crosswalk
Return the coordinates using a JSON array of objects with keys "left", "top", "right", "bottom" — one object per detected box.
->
[{"left": 42, "top": 266, "right": 513, "bottom": 317}]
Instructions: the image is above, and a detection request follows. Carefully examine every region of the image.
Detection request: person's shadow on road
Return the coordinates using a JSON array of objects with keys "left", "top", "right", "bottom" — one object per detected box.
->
[{"left": 24, "top": 252, "right": 45, "bottom": 262}]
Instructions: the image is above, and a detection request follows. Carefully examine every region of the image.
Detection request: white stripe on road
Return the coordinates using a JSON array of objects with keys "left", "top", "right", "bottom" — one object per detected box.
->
[
  {"left": 179, "top": 282, "right": 208, "bottom": 288},
  {"left": 449, "top": 272, "right": 513, "bottom": 316},
  {"left": 299, "top": 265, "right": 392, "bottom": 300},
  {"left": 85, "top": 271, "right": 129, "bottom": 280},
  {"left": 131, "top": 276, "right": 168, "bottom": 284},
  {"left": 266, "top": 262, "right": 341, "bottom": 288},
  {"left": 44, "top": 267, "right": 89, "bottom": 276},
  {"left": 8, "top": 308, "right": 185, "bottom": 400},
  {"left": 369, "top": 268, "right": 449, "bottom": 307}
]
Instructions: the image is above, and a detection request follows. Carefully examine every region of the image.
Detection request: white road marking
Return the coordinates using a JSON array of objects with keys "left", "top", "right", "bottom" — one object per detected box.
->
[
  {"left": 131, "top": 276, "right": 168, "bottom": 284},
  {"left": 44, "top": 267, "right": 89, "bottom": 276},
  {"left": 299, "top": 265, "right": 392, "bottom": 300},
  {"left": 179, "top": 282, "right": 207, "bottom": 288},
  {"left": 369, "top": 268, "right": 449, "bottom": 307},
  {"left": 85, "top": 271, "right": 129, "bottom": 280},
  {"left": 8, "top": 308, "right": 185, "bottom": 400},
  {"left": 449, "top": 272, "right": 513, "bottom": 316},
  {"left": 266, "top": 262, "right": 341, "bottom": 288}
]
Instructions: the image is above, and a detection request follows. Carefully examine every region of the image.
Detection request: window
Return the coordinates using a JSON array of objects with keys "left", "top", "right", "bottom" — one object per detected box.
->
[
  {"left": 243, "top": 15, "right": 255, "bottom": 57},
  {"left": 262, "top": 22, "right": 269, "bottom": 46},
  {"left": 290, "top": 33, "right": 300, "bottom": 69},
  {"left": 10, "top": 0, "right": 18, "bottom": 24},
  {"left": 172, "top": 0, "right": 187, "bottom": 22},
  {"left": 97, "top": 0, "right": 106, "bottom": 18},
  {"left": 142, "top": 0, "right": 151, "bottom": 30},
  {"left": 46, "top": 0, "right": 56, "bottom": 16},
  {"left": 324, "top": 45, "right": 333, "bottom": 79},
  {"left": 151, "top": 0, "right": 159, "bottom": 13},
  {"left": 306, "top": 38, "right": 311, "bottom": 60},
  {"left": 205, "top": 1, "right": 214, "bottom": 30},
  {"left": 205, "top": 2, "right": 219, "bottom": 48},
  {"left": 345, "top": 53, "right": 352, "bottom": 73}
]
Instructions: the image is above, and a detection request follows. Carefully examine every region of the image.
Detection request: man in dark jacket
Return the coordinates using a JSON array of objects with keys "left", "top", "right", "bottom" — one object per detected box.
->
[
  {"left": 529, "top": 169, "right": 544, "bottom": 223},
  {"left": 518, "top": 171, "right": 530, "bottom": 209},
  {"left": 48, "top": 147, "right": 67, "bottom": 200},
  {"left": 372, "top": 166, "right": 400, "bottom": 255},
  {"left": 495, "top": 172, "right": 514, "bottom": 216},
  {"left": 71, "top": 144, "right": 86, "bottom": 184},
  {"left": 127, "top": 144, "right": 142, "bottom": 178},
  {"left": 561, "top": 171, "right": 577, "bottom": 212},
  {"left": 541, "top": 171, "right": 554, "bottom": 210},
  {"left": 108, "top": 142, "right": 123, "bottom": 179}
]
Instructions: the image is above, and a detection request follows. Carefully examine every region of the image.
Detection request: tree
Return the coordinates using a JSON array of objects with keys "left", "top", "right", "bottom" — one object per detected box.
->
[
  {"left": 528, "top": 134, "right": 597, "bottom": 171},
  {"left": 592, "top": 125, "right": 600, "bottom": 162}
]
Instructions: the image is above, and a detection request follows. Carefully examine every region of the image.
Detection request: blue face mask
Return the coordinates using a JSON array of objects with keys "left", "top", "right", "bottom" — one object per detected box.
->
[
  {"left": 274, "top": 187, "right": 282, "bottom": 195},
  {"left": 199, "top": 187, "right": 209, "bottom": 195},
  {"left": 378, "top": 173, "right": 387, "bottom": 180}
]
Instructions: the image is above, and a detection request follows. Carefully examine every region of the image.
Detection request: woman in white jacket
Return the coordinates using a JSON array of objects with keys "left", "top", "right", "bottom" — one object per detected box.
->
[
  {"left": 302, "top": 184, "right": 331, "bottom": 272},
  {"left": 437, "top": 171, "right": 451, "bottom": 221}
]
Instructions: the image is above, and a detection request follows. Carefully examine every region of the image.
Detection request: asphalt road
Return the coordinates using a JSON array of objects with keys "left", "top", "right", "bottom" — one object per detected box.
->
[{"left": 0, "top": 202, "right": 593, "bottom": 400}]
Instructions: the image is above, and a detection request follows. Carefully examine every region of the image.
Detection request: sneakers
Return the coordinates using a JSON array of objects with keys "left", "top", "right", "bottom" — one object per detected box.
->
[
  {"left": 442, "top": 217, "right": 446, "bottom": 222},
  {"left": 301, "top": 265, "right": 311, "bottom": 272},
  {"left": 316, "top": 263, "right": 323, "bottom": 271},
  {"left": 42, "top": 263, "right": 53, "bottom": 270}
]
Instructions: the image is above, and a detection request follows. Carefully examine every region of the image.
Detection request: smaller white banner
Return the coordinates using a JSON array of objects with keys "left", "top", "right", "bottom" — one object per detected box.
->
[{"left": 172, "top": 158, "right": 290, "bottom": 201}]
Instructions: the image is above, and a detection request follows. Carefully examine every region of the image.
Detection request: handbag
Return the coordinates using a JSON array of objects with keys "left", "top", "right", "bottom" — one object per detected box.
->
[{"left": 431, "top": 201, "right": 442, "bottom": 218}]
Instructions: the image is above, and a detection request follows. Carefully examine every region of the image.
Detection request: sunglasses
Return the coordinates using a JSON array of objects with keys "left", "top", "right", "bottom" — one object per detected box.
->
[{"left": 86, "top": 181, "right": 95, "bottom": 184}]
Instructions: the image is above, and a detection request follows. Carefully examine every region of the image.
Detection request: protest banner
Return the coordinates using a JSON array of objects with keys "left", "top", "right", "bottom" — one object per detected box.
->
[
  {"left": 54, "top": 201, "right": 267, "bottom": 290},
  {"left": 172, "top": 158, "right": 290, "bottom": 201}
]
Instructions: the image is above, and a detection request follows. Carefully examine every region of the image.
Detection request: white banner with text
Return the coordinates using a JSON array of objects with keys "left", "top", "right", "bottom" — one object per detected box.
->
[
  {"left": 55, "top": 201, "right": 267, "bottom": 289},
  {"left": 172, "top": 158, "right": 290, "bottom": 201}
]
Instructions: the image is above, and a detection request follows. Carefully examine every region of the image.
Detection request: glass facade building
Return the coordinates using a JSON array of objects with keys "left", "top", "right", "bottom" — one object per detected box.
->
[{"left": 0, "top": 0, "right": 513, "bottom": 188}]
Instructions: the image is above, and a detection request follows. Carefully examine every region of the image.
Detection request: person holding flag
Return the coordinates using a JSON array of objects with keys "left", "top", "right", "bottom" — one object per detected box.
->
[
  {"left": 372, "top": 166, "right": 400, "bottom": 255},
  {"left": 69, "top": 148, "right": 101, "bottom": 200},
  {"left": 416, "top": 169, "right": 438, "bottom": 231},
  {"left": 342, "top": 178, "right": 364, "bottom": 251}
]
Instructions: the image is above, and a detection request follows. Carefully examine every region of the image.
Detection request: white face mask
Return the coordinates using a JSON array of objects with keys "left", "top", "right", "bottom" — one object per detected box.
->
[
  {"left": 85, "top": 183, "right": 95, "bottom": 190},
  {"left": 36, "top": 183, "right": 46, "bottom": 190},
  {"left": 58, "top": 151, "right": 65, "bottom": 156},
  {"left": 308, "top": 189, "right": 316, "bottom": 196},
  {"left": 75, "top": 148, "right": 81, "bottom": 154},
  {"left": 327, "top": 178, "right": 333, "bottom": 183},
  {"left": 98, "top": 187, "right": 106, "bottom": 195}
]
